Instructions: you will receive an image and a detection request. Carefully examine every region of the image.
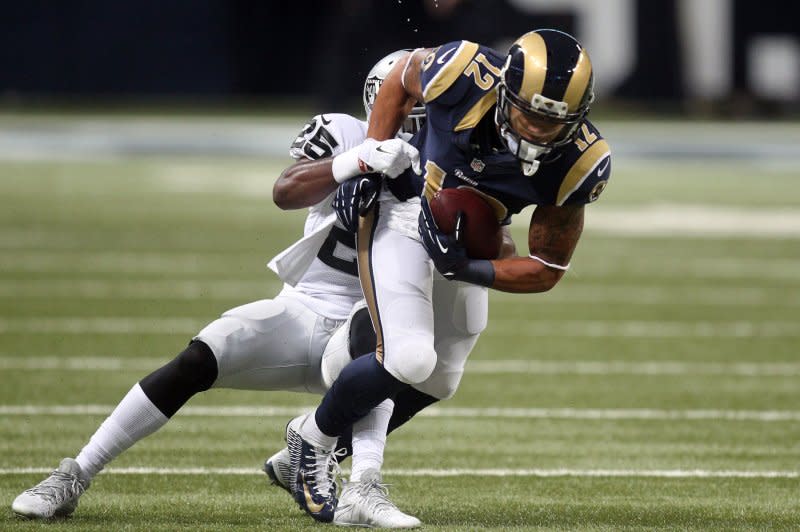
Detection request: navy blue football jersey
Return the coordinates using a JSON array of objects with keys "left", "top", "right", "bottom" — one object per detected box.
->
[{"left": 390, "top": 40, "right": 611, "bottom": 223}]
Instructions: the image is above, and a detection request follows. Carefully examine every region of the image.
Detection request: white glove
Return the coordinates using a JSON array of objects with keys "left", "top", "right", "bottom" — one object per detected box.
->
[{"left": 332, "top": 138, "right": 421, "bottom": 183}]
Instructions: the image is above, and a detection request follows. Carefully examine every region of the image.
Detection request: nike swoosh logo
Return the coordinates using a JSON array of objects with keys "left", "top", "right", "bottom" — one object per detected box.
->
[
  {"left": 320, "top": 115, "right": 331, "bottom": 125},
  {"left": 436, "top": 47, "right": 456, "bottom": 65},
  {"left": 300, "top": 473, "right": 326, "bottom": 514},
  {"left": 375, "top": 145, "right": 393, "bottom": 154},
  {"left": 436, "top": 236, "right": 448, "bottom": 254},
  {"left": 597, "top": 157, "right": 610, "bottom": 177}
]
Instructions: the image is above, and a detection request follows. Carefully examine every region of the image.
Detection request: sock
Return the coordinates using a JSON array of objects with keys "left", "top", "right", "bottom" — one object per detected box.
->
[
  {"left": 301, "top": 411, "right": 338, "bottom": 449},
  {"left": 387, "top": 387, "right": 439, "bottom": 433},
  {"left": 314, "top": 352, "right": 407, "bottom": 437},
  {"left": 333, "top": 388, "right": 439, "bottom": 461},
  {"left": 350, "top": 399, "right": 394, "bottom": 482},
  {"left": 75, "top": 383, "right": 168, "bottom": 479}
]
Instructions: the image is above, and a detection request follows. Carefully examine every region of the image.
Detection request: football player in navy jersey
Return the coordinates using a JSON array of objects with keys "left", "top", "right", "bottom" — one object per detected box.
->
[{"left": 285, "top": 29, "right": 611, "bottom": 523}]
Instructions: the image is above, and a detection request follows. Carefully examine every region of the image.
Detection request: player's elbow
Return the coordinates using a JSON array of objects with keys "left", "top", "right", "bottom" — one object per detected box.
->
[
  {"left": 517, "top": 266, "right": 564, "bottom": 293},
  {"left": 272, "top": 171, "right": 294, "bottom": 210},
  {"left": 539, "top": 269, "right": 565, "bottom": 292}
]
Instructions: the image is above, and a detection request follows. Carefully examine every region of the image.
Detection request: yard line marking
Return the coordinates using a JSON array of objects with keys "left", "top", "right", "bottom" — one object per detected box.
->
[
  {"left": 584, "top": 204, "right": 800, "bottom": 239},
  {"left": 487, "top": 320, "right": 800, "bottom": 338},
  {"left": 0, "top": 318, "right": 205, "bottom": 334},
  {"left": 1, "top": 318, "right": 797, "bottom": 337},
  {"left": 0, "top": 467, "right": 795, "bottom": 479},
  {"left": 2, "top": 405, "right": 799, "bottom": 422},
  {"left": 492, "top": 284, "right": 800, "bottom": 307},
  {"left": 3, "top": 356, "right": 799, "bottom": 377},
  {"left": 0, "top": 280, "right": 275, "bottom": 300},
  {"left": 465, "top": 360, "right": 800, "bottom": 377},
  {"left": 2, "top": 251, "right": 800, "bottom": 280},
  {"left": 2, "top": 280, "right": 798, "bottom": 307}
]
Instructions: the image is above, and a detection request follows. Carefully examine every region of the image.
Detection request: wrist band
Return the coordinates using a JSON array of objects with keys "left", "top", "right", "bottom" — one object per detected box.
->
[
  {"left": 453, "top": 259, "right": 495, "bottom": 287},
  {"left": 331, "top": 147, "right": 362, "bottom": 183}
]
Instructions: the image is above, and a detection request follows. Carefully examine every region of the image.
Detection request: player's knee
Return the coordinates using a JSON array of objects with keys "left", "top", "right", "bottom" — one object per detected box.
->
[
  {"left": 175, "top": 340, "right": 218, "bottom": 391},
  {"left": 385, "top": 341, "right": 436, "bottom": 385}
]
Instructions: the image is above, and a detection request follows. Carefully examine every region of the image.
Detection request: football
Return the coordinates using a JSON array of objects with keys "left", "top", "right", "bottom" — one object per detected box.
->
[{"left": 429, "top": 187, "right": 503, "bottom": 260}]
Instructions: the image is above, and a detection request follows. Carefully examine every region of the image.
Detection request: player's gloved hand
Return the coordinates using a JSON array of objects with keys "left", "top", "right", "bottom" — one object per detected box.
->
[
  {"left": 418, "top": 196, "right": 495, "bottom": 287},
  {"left": 332, "top": 138, "right": 421, "bottom": 182},
  {"left": 333, "top": 174, "right": 380, "bottom": 232}
]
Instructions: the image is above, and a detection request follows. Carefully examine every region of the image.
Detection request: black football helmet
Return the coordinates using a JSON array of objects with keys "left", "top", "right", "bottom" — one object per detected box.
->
[
  {"left": 496, "top": 29, "right": 595, "bottom": 176},
  {"left": 363, "top": 50, "right": 426, "bottom": 136}
]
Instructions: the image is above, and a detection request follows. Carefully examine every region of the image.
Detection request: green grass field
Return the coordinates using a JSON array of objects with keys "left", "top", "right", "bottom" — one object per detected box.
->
[{"left": 0, "top": 118, "right": 799, "bottom": 530}]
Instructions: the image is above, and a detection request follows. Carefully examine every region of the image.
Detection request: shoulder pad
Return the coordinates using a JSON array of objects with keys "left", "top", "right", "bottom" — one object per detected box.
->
[
  {"left": 556, "top": 134, "right": 611, "bottom": 206},
  {"left": 289, "top": 114, "right": 367, "bottom": 161},
  {"left": 420, "top": 41, "right": 480, "bottom": 104}
]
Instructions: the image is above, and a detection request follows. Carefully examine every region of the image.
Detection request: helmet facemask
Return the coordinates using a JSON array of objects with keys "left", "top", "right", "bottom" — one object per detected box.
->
[{"left": 495, "top": 82, "right": 590, "bottom": 176}]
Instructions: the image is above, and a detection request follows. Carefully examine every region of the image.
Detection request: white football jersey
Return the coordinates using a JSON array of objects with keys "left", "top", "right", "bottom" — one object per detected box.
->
[{"left": 276, "top": 113, "right": 368, "bottom": 320}]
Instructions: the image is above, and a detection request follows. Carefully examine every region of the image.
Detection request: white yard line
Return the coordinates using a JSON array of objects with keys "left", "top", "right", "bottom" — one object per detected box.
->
[
  {"left": 2, "top": 356, "right": 798, "bottom": 377},
  {"left": 1, "top": 280, "right": 797, "bottom": 307},
  {"left": 2, "top": 404, "right": 798, "bottom": 422},
  {"left": 0, "top": 280, "right": 274, "bottom": 300},
  {"left": 0, "top": 466, "right": 795, "bottom": 479},
  {"left": 464, "top": 360, "right": 800, "bottom": 377},
  {"left": 584, "top": 204, "right": 800, "bottom": 239},
  {"left": 2, "top": 250, "right": 799, "bottom": 279},
  {"left": 485, "top": 320, "right": 800, "bottom": 338},
  {"left": 0, "top": 318, "right": 797, "bottom": 337}
]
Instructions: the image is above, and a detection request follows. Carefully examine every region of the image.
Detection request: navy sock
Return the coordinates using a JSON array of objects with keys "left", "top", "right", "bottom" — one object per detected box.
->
[
  {"left": 387, "top": 387, "right": 439, "bottom": 433},
  {"left": 334, "top": 386, "right": 438, "bottom": 460},
  {"left": 315, "top": 352, "right": 407, "bottom": 437}
]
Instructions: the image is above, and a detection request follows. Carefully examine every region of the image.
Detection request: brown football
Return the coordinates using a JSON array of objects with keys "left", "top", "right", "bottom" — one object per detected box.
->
[{"left": 429, "top": 187, "right": 503, "bottom": 260}]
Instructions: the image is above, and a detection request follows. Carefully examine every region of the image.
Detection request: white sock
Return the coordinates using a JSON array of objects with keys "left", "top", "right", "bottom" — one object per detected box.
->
[
  {"left": 75, "top": 383, "right": 168, "bottom": 479},
  {"left": 350, "top": 399, "right": 394, "bottom": 482},
  {"left": 301, "top": 412, "right": 339, "bottom": 449}
]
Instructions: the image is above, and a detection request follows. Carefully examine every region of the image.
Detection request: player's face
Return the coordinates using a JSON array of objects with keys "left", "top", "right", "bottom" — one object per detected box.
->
[{"left": 508, "top": 107, "right": 565, "bottom": 145}]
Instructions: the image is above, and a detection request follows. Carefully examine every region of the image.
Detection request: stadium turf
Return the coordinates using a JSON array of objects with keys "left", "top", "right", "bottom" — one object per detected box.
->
[{"left": 0, "top": 118, "right": 798, "bottom": 530}]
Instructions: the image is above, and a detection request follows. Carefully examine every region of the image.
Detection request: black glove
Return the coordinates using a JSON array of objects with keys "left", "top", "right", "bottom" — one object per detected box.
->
[
  {"left": 418, "top": 196, "right": 495, "bottom": 287},
  {"left": 333, "top": 175, "right": 380, "bottom": 232}
]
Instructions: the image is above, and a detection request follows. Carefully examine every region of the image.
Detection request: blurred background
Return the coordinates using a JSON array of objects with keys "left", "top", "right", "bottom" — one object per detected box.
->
[{"left": 1, "top": 0, "right": 799, "bottom": 117}]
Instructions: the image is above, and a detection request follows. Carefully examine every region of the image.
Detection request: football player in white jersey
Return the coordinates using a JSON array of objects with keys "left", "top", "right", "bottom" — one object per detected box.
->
[{"left": 10, "top": 51, "right": 424, "bottom": 528}]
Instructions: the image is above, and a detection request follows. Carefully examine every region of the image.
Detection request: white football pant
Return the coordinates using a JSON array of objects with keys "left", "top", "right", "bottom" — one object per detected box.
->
[{"left": 195, "top": 292, "right": 343, "bottom": 395}]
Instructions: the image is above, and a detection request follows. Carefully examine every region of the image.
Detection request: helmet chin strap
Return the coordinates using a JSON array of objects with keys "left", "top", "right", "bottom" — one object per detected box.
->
[
  {"left": 498, "top": 120, "right": 550, "bottom": 177},
  {"left": 520, "top": 159, "right": 540, "bottom": 176}
]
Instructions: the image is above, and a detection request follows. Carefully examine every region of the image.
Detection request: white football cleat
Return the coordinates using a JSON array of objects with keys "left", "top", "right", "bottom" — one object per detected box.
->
[
  {"left": 12, "top": 458, "right": 91, "bottom": 519},
  {"left": 334, "top": 469, "right": 421, "bottom": 529},
  {"left": 263, "top": 447, "right": 293, "bottom": 494}
]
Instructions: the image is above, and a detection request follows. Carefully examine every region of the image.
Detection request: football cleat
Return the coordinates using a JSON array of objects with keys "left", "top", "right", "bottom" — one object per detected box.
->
[
  {"left": 12, "top": 458, "right": 91, "bottom": 519},
  {"left": 285, "top": 414, "right": 340, "bottom": 523},
  {"left": 334, "top": 469, "right": 421, "bottom": 529},
  {"left": 263, "top": 447, "right": 293, "bottom": 494}
]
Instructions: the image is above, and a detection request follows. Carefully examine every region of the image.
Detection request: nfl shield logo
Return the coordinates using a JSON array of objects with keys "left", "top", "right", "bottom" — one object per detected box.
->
[{"left": 470, "top": 158, "right": 485, "bottom": 172}]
